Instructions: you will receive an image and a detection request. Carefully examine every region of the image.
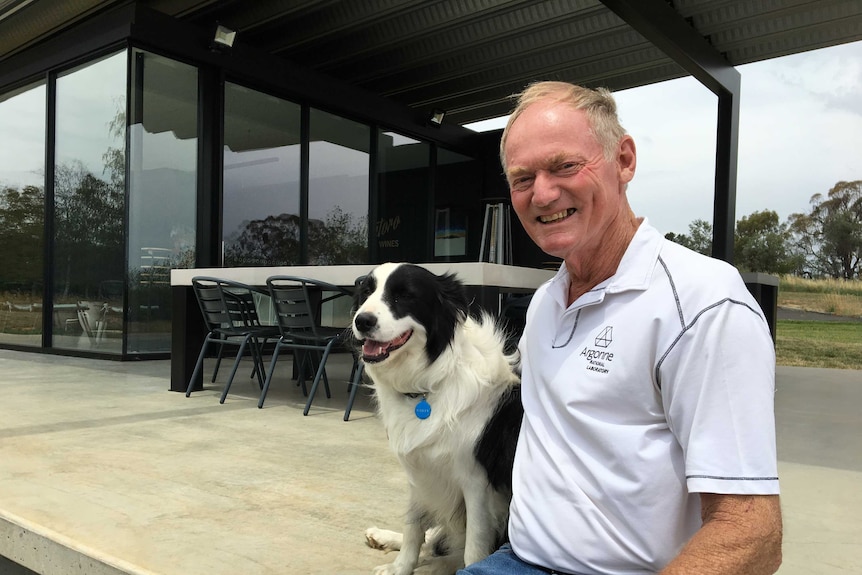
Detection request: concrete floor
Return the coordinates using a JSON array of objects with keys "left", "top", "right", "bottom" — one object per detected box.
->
[{"left": 0, "top": 349, "right": 859, "bottom": 575}]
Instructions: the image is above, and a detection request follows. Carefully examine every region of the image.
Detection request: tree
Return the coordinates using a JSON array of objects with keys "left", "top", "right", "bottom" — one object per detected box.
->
[
  {"left": 665, "top": 219, "right": 712, "bottom": 256},
  {"left": 733, "top": 209, "right": 801, "bottom": 274},
  {"left": 788, "top": 180, "right": 862, "bottom": 279}
]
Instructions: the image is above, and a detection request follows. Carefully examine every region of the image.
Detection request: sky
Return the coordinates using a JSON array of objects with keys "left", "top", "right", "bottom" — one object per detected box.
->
[{"left": 466, "top": 39, "right": 862, "bottom": 237}]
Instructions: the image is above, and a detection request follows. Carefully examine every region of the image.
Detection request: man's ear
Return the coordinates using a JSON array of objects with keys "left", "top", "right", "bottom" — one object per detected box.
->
[{"left": 617, "top": 135, "right": 636, "bottom": 186}]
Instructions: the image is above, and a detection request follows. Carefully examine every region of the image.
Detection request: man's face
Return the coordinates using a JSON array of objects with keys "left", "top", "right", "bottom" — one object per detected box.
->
[{"left": 503, "top": 101, "right": 635, "bottom": 261}]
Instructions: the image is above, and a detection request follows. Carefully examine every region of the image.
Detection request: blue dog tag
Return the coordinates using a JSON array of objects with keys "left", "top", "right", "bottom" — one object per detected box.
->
[{"left": 415, "top": 398, "right": 431, "bottom": 420}]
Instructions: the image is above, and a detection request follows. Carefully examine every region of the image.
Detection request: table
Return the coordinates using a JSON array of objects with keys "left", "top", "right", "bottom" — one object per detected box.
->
[{"left": 169, "top": 263, "right": 555, "bottom": 392}]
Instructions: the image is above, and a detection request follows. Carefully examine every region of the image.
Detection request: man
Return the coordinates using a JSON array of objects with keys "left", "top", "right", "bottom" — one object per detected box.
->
[{"left": 460, "top": 82, "right": 782, "bottom": 574}]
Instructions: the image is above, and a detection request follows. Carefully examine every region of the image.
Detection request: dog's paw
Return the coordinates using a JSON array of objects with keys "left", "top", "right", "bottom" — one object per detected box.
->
[
  {"left": 365, "top": 527, "right": 402, "bottom": 552},
  {"left": 372, "top": 562, "right": 412, "bottom": 575}
]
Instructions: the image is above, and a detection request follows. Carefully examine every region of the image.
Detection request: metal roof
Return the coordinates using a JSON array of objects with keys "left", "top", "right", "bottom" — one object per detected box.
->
[{"left": 2, "top": 0, "right": 862, "bottom": 125}]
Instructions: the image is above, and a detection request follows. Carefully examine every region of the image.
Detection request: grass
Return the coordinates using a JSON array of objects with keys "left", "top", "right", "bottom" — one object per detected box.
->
[
  {"left": 776, "top": 276, "right": 862, "bottom": 370},
  {"left": 776, "top": 321, "right": 862, "bottom": 370}
]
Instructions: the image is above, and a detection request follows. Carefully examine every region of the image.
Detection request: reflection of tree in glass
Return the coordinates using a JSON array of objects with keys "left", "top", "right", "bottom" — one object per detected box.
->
[
  {"left": 225, "top": 213, "right": 301, "bottom": 266},
  {"left": 54, "top": 99, "right": 125, "bottom": 299},
  {"left": 309, "top": 205, "right": 367, "bottom": 265},
  {"left": 224, "top": 206, "right": 367, "bottom": 266},
  {"left": 0, "top": 184, "right": 43, "bottom": 294}
]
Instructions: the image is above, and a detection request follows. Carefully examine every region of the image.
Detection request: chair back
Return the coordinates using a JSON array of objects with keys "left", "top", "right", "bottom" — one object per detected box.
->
[
  {"left": 192, "top": 276, "right": 263, "bottom": 331},
  {"left": 266, "top": 277, "right": 319, "bottom": 339}
]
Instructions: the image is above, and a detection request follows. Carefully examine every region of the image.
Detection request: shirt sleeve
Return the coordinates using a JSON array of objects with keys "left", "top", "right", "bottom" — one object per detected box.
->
[{"left": 658, "top": 297, "right": 780, "bottom": 496}]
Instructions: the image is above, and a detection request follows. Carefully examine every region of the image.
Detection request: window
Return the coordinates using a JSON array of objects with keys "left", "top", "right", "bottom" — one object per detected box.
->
[
  {"left": 52, "top": 51, "right": 126, "bottom": 353},
  {"left": 223, "top": 83, "right": 301, "bottom": 266},
  {"left": 0, "top": 82, "right": 45, "bottom": 347},
  {"left": 308, "top": 108, "right": 370, "bottom": 264}
]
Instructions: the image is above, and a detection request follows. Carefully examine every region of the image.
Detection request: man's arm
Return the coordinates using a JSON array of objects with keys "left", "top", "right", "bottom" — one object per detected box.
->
[{"left": 660, "top": 493, "right": 783, "bottom": 575}]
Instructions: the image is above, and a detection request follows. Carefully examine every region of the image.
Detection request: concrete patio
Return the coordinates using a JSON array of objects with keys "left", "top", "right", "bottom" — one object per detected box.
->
[{"left": 0, "top": 349, "right": 859, "bottom": 574}]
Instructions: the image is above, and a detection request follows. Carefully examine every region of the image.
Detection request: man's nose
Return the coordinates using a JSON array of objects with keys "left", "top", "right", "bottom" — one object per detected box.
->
[{"left": 532, "top": 171, "right": 560, "bottom": 207}]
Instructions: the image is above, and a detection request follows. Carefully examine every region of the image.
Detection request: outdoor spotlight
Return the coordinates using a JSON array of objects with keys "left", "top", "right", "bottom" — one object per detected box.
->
[
  {"left": 428, "top": 109, "right": 446, "bottom": 127},
  {"left": 211, "top": 24, "right": 237, "bottom": 51}
]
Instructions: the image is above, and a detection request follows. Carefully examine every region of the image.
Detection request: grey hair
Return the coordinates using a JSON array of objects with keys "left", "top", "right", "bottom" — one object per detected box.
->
[{"left": 499, "top": 81, "right": 627, "bottom": 171}]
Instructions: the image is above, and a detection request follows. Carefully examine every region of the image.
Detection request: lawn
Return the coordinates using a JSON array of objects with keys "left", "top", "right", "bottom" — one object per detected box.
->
[
  {"left": 776, "top": 320, "right": 862, "bottom": 370},
  {"left": 776, "top": 276, "right": 862, "bottom": 370}
]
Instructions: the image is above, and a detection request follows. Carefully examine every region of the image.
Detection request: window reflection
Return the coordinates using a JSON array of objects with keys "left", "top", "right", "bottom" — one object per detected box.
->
[
  {"left": 308, "top": 109, "right": 369, "bottom": 265},
  {"left": 52, "top": 52, "right": 126, "bottom": 353},
  {"left": 376, "top": 130, "right": 430, "bottom": 262},
  {"left": 127, "top": 50, "right": 199, "bottom": 354},
  {"left": 223, "top": 83, "right": 301, "bottom": 266},
  {"left": 0, "top": 82, "right": 45, "bottom": 347},
  {"left": 435, "top": 148, "right": 483, "bottom": 262}
]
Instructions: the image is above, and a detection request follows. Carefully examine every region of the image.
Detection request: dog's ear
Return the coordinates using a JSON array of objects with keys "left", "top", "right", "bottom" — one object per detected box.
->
[
  {"left": 352, "top": 274, "right": 374, "bottom": 313},
  {"left": 435, "top": 272, "right": 470, "bottom": 320}
]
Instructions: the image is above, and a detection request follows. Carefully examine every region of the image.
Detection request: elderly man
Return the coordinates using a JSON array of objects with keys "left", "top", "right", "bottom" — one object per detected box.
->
[{"left": 459, "top": 82, "right": 782, "bottom": 575}]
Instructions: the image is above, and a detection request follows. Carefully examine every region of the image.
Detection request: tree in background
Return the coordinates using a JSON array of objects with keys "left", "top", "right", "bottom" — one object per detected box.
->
[
  {"left": 789, "top": 180, "right": 862, "bottom": 279},
  {"left": 664, "top": 218, "right": 713, "bottom": 256},
  {"left": 733, "top": 209, "right": 802, "bottom": 274}
]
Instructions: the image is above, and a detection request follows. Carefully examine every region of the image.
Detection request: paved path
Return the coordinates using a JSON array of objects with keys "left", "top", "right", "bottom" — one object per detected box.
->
[{"left": 0, "top": 351, "right": 858, "bottom": 574}]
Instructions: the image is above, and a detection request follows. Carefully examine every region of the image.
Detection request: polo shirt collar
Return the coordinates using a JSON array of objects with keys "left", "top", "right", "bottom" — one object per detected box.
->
[{"left": 547, "top": 218, "right": 663, "bottom": 309}]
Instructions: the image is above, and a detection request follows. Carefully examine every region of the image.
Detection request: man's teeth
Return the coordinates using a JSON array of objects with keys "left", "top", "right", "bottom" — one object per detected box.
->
[{"left": 539, "top": 209, "right": 574, "bottom": 223}]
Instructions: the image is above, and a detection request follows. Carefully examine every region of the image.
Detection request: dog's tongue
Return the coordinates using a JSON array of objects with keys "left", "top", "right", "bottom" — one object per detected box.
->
[
  {"left": 363, "top": 339, "right": 391, "bottom": 357},
  {"left": 362, "top": 330, "right": 412, "bottom": 360}
]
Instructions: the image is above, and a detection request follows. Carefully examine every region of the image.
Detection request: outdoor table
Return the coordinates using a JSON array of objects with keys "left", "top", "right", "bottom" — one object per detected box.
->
[{"left": 169, "top": 263, "right": 555, "bottom": 392}]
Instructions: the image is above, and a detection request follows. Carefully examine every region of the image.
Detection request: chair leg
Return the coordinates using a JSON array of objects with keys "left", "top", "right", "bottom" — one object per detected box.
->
[
  {"left": 185, "top": 338, "right": 211, "bottom": 397},
  {"left": 249, "top": 336, "right": 266, "bottom": 389},
  {"left": 303, "top": 343, "right": 336, "bottom": 416},
  {"left": 212, "top": 338, "right": 226, "bottom": 383},
  {"left": 219, "top": 336, "right": 251, "bottom": 404},
  {"left": 258, "top": 344, "right": 283, "bottom": 409},
  {"left": 344, "top": 361, "right": 365, "bottom": 421}
]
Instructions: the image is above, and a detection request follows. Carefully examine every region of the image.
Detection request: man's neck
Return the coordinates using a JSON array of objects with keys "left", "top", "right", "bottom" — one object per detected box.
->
[{"left": 564, "top": 215, "right": 641, "bottom": 305}]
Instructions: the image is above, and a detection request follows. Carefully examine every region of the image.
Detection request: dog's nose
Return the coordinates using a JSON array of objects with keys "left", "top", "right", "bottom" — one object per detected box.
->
[{"left": 354, "top": 312, "right": 377, "bottom": 334}]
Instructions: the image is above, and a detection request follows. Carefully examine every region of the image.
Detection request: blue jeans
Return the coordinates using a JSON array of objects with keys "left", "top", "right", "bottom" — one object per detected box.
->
[{"left": 458, "top": 544, "right": 562, "bottom": 575}]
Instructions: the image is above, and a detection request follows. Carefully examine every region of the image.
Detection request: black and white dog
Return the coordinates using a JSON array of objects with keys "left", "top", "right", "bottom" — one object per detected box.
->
[{"left": 352, "top": 263, "right": 522, "bottom": 575}]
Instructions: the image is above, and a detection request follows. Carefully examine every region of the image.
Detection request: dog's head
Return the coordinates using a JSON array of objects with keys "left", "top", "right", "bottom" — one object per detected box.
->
[{"left": 352, "top": 263, "right": 470, "bottom": 366}]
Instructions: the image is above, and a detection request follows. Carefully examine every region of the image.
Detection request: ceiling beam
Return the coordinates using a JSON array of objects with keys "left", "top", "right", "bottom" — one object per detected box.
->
[{"left": 599, "top": 0, "right": 740, "bottom": 263}]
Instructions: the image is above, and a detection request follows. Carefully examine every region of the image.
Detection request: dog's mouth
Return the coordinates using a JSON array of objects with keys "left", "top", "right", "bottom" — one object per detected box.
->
[{"left": 361, "top": 330, "right": 413, "bottom": 363}]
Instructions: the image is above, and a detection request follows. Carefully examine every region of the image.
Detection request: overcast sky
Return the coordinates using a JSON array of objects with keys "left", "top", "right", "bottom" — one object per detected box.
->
[{"left": 467, "top": 39, "right": 862, "bottom": 237}]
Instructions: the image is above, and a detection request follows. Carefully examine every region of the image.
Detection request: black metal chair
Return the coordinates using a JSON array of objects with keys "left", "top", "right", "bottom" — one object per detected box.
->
[
  {"left": 259, "top": 275, "right": 355, "bottom": 413},
  {"left": 185, "top": 277, "right": 278, "bottom": 403}
]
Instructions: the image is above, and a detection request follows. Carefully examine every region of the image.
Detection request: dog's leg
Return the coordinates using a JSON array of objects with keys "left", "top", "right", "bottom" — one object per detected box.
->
[
  {"left": 373, "top": 505, "right": 426, "bottom": 575},
  {"left": 462, "top": 483, "right": 496, "bottom": 566}
]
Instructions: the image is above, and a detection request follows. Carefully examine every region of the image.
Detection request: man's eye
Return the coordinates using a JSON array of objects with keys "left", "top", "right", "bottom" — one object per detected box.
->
[{"left": 510, "top": 176, "right": 533, "bottom": 190}]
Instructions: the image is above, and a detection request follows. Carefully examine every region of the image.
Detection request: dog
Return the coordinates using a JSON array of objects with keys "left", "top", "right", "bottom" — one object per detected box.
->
[{"left": 352, "top": 262, "right": 523, "bottom": 575}]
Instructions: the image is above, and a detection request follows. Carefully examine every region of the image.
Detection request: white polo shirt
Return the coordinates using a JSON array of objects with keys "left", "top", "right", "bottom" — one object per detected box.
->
[{"left": 509, "top": 219, "right": 779, "bottom": 575}]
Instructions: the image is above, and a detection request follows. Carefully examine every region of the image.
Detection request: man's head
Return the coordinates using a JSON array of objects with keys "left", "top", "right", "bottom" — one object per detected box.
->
[
  {"left": 501, "top": 81, "right": 637, "bottom": 264},
  {"left": 500, "top": 82, "right": 627, "bottom": 172}
]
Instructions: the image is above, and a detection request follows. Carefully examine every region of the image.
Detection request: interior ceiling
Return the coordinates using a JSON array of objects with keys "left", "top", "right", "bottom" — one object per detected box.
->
[{"left": 2, "top": 0, "right": 862, "bottom": 125}]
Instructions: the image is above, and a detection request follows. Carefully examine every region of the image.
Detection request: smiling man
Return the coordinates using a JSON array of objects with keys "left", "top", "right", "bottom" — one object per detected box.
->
[{"left": 457, "top": 82, "right": 783, "bottom": 575}]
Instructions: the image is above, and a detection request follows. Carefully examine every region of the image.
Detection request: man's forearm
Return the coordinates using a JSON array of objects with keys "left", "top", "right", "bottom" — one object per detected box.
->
[{"left": 660, "top": 494, "right": 783, "bottom": 575}]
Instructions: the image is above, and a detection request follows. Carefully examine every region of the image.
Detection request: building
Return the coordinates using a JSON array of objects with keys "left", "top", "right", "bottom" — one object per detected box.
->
[{"left": 1, "top": 0, "right": 860, "bottom": 359}]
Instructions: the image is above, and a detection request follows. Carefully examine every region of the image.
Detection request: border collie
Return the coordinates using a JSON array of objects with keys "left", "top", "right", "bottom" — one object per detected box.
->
[{"left": 352, "top": 263, "right": 522, "bottom": 575}]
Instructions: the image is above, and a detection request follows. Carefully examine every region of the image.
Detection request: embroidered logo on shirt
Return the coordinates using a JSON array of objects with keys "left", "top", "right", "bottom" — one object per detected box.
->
[
  {"left": 595, "top": 326, "right": 613, "bottom": 347},
  {"left": 580, "top": 325, "right": 614, "bottom": 374}
]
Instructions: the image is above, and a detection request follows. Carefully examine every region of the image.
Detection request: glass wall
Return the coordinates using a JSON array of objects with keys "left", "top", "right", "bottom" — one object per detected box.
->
[
  {"left": 0, "top": 82, "right": 45, "bottom": 347},
  {"left": 52, "top": 52, "right": 126, "bottom": 353},
  {"left": 308, "top": 108, "right": 370, "bottom": 264},
  {"left": 375, "top": 130, "right": 430, "bottom": 262},
  {"left": 434, "top": 148, "right": 483, "bottom": 261},
  {"left": 127, "top": 50, "right": 198, "bottom": 354},
  {"left": 223, "top": 83, "right": 301, "bottom": 266}
]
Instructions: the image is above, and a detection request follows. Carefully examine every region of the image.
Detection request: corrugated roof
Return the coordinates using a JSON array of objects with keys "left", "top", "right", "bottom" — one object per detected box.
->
[{"left": 2, "top": 0, "right": 861, "bottom": 124}]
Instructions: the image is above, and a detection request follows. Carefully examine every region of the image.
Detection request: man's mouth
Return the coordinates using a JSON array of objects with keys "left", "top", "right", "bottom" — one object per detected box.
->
[
  {"left": 361, "top": 330, "right": 413, "bottom": 363},
  {"left": 538, "top": 208, "right": 576, "bottom": 223}
]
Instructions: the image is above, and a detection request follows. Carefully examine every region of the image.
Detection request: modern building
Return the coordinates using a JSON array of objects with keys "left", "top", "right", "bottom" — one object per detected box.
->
[{"left": 1, "top": 0, "right": 860, "bottom": 360}]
